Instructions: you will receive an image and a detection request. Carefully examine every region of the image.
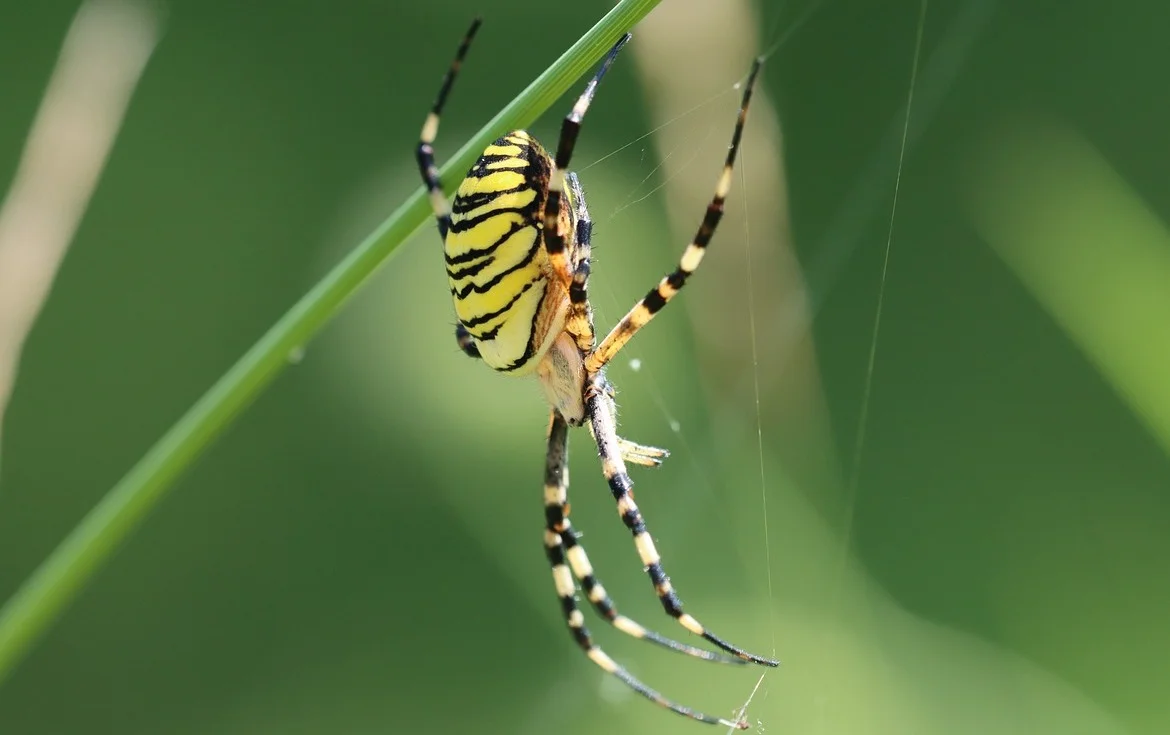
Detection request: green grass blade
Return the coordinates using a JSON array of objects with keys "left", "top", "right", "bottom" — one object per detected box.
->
[{"left": 0, "top": 0, "right": 661, "bottom": 686}]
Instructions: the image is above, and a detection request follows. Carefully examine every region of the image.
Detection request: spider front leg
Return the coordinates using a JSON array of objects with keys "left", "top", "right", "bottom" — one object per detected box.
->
[
  {"left": 584, "top": 377, "right": 778, "bottom": 668},
  {"left": 585, "top": 58, "right": 762, "bottom": 375},
  {"left": 542, "top": 34, "right": 630, "bottom": 286},
  {"left": 541, "top": 411, "right": 750, "bottom": 729},
  {"left": 416, "top": 18, "right": 481, "bottom": 243}
]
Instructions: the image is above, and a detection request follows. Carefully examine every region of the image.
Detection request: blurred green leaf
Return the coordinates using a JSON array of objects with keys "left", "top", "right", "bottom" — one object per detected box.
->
[{"left": 965, "top": 117, "right": 1170, "bottom": 455}]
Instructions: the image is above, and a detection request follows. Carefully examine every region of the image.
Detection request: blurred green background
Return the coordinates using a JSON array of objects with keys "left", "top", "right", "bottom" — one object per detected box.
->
[{"left": 2, "top": 0, "right": 1168, "bottom": 733}]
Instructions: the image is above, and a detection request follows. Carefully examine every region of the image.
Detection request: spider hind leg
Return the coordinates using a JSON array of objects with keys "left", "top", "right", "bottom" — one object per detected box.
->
[
  {"left": 542, "top": 411, "right": 750, "bottom": 729},
  {"left": 587, "top": 379, "right": 778, "bottom": 668}
]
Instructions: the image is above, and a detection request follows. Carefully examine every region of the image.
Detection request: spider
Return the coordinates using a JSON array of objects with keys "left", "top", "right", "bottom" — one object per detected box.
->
[{"left": 415, "top": 18, "right": 776, "bottom": 729}]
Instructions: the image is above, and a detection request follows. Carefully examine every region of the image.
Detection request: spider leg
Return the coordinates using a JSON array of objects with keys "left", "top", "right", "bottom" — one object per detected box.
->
[
  {"left": 586, "top": 59, "right": 762, "bottom": 374},
  {"left": 562, "top": 171, "right": 596, "bottom": 353},
  {"left": 542, "top": 411, "right": 751, "bottom": 729},
  {"left": 557, "top": 530, "right": 740, "bottom": 665},
  {"left": 543, "top": 34, "right": 631, "bottom": 286},
  {"left": 585, "top": 378, "right": 778, "bottom": 668},
  {"left": 416, "top": 17, "right": 482, "bottom": 242},
  {"left": 545, "top": 412, "right": 741, "bottom": 663}
]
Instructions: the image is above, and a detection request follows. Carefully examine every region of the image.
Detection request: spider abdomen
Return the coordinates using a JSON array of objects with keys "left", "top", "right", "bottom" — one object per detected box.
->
[{"left": 445, "top": 131, "right": 568, "bottom": 375}]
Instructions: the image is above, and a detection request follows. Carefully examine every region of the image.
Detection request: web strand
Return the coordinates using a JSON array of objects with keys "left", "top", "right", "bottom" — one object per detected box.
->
[
  {"left": 739, "top": 122, "right": 777, "bottom": 662},
  {"left": 837, "top": 0, "right": 929, "bottom": 586}
]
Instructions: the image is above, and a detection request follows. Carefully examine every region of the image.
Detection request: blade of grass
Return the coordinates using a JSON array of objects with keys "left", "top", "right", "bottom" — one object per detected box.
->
[{"left": 0, "top": 0, "right": 661, "bottom": 686}]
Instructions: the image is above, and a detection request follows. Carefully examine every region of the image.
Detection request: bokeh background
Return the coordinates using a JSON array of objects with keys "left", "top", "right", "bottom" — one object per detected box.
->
[{"left": 2, "top": 0, "right": 1168, "bottom": 733}]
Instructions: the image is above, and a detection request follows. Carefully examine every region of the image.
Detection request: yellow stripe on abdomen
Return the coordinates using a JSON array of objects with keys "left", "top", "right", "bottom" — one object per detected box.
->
[{"left": 445, "top": 131, "right": 559, "bottom": 374}]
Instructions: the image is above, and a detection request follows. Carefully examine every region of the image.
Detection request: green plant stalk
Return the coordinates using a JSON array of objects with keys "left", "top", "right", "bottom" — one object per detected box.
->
[{"left": 0, "top": 0, "right": 661, "bottom": 686}]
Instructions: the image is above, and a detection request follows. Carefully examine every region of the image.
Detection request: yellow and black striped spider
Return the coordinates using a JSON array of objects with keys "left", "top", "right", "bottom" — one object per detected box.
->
[{"left": 416, "top": 19, "right": 775, "bottom": 729}]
